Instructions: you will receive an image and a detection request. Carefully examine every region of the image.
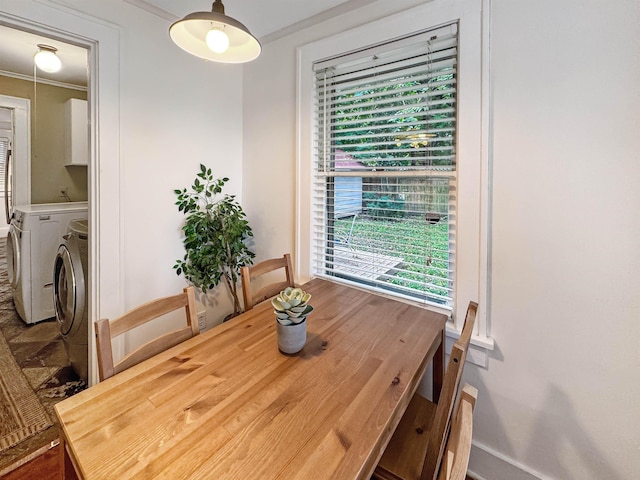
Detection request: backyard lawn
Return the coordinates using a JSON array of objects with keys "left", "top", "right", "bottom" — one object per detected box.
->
[{"left": 332, "top": 214, "right": 452, "bottom": 303}]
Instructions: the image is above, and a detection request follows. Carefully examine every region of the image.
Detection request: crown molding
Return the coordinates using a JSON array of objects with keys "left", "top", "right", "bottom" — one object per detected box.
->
[
  {"left": 0, "top": 70, "right": 87, "bottom": 92},
  {"left": 122, "top": 0, "right": 178, "bottom": 22}
]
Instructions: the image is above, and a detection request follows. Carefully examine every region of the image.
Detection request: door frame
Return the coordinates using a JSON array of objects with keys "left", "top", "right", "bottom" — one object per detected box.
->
[{"left": 0, "top": 3, "right": 123, "bottom": 386}]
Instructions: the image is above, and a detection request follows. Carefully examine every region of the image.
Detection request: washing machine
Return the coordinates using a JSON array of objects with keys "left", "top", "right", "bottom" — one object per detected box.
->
[
  {"left": 6, "top": 202, "right": 88, "bottom": 324},
  {"left": 54, "top": 219, "right": 88, "bottom": 384}
]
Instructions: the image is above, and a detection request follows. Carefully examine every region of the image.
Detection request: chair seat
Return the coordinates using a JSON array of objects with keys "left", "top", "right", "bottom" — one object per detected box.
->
[{"left": 374, "top": 394, "right": 438, "bottom": 480}]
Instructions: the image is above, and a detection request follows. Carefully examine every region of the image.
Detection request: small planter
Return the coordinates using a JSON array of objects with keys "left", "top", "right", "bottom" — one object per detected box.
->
[
  {"left": 276, "top": 318, "right": 307, "bottom": 354},
  {"left": 272, "top": 287, "right": 313, "bottom": 354}
]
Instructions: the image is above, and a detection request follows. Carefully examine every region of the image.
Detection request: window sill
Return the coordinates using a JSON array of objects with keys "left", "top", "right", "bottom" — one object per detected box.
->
[{"left": 445, "top": 323, "right": 494, "bottom": 368}]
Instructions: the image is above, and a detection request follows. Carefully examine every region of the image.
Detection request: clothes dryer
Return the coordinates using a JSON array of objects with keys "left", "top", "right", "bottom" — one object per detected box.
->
[
  {"left": 54, "top": 219, "right": 88, "bottom": 384},
  {"left": 6, "top": 202, "right": 88, "bottom": 324}
]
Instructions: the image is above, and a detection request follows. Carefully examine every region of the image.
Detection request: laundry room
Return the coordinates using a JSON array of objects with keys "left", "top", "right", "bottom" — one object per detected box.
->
[{"left": 0, "top": 25, "right": 90, "bottom": 473}]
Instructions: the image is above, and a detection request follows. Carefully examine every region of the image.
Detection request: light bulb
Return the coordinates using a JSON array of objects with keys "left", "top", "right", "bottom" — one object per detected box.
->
[
  {"left": 206, "top": 29, "right": 230, "bottom": 54},
  {"left": 34, "top": 46, "right": 62, "bottom": 73}
]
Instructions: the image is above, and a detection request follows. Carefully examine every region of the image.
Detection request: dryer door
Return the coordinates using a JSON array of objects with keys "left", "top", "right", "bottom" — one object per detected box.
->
[
  {"left": 6, "top": 224, "right": 20, "bottom": 289},
  {"left": 54, "top": 244, "right": 84, "bottom": 336}
]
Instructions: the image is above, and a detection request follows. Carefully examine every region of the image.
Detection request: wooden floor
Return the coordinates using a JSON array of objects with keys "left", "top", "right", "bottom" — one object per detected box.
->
[{"left": 0, "top": 443, "right": 61, "bottom": 480}]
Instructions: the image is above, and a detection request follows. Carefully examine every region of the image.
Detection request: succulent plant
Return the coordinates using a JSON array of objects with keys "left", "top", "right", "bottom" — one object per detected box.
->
[{"left": 272, "top": 287, "right": 314, "bottom": 325}]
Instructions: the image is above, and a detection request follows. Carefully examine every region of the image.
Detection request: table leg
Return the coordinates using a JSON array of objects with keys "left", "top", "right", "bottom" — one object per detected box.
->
[
  {"left": 432, "top": 329, "right": 445, "bottom": 403},
  {"left": 60, "top": 435, "right": 80, "bottom": 480}
]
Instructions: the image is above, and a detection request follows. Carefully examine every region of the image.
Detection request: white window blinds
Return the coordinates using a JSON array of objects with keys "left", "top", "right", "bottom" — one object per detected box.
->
[
  {"left": 312, "top": 23, "right": 458, "bottom": 308},
  {"left": 0, "top": 137, "right": 8, "bottom": 195}
]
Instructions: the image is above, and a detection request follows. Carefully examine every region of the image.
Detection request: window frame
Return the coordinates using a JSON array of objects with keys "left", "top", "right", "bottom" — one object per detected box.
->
[
  {"left": 296, "top": 0, "right": 493, "bottom": 354},
  {"left": 312, "top": 23, "right": 460, "bottom": 311}
]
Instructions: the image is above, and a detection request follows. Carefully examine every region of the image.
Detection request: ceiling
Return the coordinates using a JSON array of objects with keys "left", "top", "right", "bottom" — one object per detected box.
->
[
  {"left": 0, "top": 0, "right": 371, "bottom": 88},
  {"left": 0, "top": 25, "right": 88, "bottom": 87},
  {"left": 137, "top": 0, "right": 356, "bottom": 38}
]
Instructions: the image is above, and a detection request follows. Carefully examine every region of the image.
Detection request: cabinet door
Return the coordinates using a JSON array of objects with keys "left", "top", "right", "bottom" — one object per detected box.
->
[{"left": 65, "top": 99, "right": 88, "bottom": 166}]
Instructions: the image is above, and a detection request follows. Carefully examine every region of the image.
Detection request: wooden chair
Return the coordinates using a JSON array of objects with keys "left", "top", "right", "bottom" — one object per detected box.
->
[
  {"left": 437, "top": 384, "right": 478, "bottom": 480},
  {"left": 373, "top": 301, "right": 478, "bottom": 480},
  {"left": 95, "top": 286, "right": 200, "bottom": 381},
  {"left": 240, "top": 253, "right": 294, "bottom": 311}
]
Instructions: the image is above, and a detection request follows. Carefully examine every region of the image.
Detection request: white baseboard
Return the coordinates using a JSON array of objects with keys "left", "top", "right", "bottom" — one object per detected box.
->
[{"left": 468, "top": 440, "right": 551, "bottom": 480}]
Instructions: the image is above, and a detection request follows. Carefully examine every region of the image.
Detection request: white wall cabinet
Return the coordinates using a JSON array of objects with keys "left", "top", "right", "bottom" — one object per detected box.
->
[{"left": 64, "top": 98, "right": 88, "bottom": 166}]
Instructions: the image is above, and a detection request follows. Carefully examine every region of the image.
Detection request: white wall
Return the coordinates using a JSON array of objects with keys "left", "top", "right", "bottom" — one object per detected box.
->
[
  {"left": 243, "top": 0, "right": 640, "bottom": 479},
  {"left": 106, "top": 1, "right": 245, "bottom": 325},
  {"left": 464, "top": 1, "right": 640, "bottom": 478}
]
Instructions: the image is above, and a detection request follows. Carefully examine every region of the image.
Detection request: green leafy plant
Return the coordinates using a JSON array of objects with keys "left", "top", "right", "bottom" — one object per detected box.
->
[
  {"left": 271, "top": 287, "right": 314, "bottom": 325},
  {"left": 174, "top": 164, "right": 255, "bottom": 316}
]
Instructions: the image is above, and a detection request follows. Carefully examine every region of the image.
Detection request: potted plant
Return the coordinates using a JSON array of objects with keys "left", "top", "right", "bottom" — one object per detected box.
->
[
  {"left": 174, "top": 164, "right": 255, "bottom": 318},
  {"left": 271, "top": 287, "right": 314, "bottom": 354}
]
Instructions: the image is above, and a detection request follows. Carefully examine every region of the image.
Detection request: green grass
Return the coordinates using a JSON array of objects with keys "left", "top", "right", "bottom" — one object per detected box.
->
[{"left": 333, "top": 215, "right": 452, "bottom": 302}]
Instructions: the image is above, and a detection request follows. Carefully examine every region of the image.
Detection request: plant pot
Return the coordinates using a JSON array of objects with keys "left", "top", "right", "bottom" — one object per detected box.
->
[{"left": 276, "top": 318, "right": 307, "bottom": 354}]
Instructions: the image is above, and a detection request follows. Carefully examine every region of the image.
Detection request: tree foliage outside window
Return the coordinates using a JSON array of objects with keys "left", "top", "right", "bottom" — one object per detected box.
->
[{"left": 331, "top": 74, "right": 455, "bottom": 169}]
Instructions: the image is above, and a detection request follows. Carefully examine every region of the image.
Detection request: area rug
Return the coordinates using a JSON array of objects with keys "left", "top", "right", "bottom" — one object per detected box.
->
[{"left": 0, "top": 333, "right": 53, "bottom": 452}]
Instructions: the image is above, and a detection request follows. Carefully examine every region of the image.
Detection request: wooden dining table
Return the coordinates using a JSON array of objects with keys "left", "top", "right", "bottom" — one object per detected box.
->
[{"left": 55, "top": 278, "right": 447, "bottom": 480}]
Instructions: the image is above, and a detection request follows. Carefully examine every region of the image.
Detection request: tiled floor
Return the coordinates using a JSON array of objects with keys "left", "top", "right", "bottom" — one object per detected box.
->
[{"left": 0, "top": 245, "right": 86, "bottom": 475}]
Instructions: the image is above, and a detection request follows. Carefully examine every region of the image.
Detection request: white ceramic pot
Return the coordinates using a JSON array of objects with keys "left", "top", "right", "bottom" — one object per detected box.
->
[{"left": 276, "top": 318, "right": 307, "bottom": 354}]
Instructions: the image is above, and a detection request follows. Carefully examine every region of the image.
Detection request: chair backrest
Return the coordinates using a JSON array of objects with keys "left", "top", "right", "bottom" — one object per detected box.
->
[
  {"left": 420, "top": 301, "right": 478, "bottom": 480},
  {"left": 240, "top": 253, "right": 294, "bottom": 311},
  {"left": 95, "top": 286, "right": 200, "bottom": 381},
  {"left": 437, "top": 384, "right": 478, "bottom": 480}
]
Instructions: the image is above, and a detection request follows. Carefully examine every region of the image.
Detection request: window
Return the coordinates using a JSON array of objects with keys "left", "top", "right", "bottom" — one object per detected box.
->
[
  {"left": 0, "top": 137, "right": 7, "bottom": 194},
  {"left": 312, "top": 24, "right": 458, "bottom": 309},
  {"left": 297, "top": 0, "right": 492, "bottom": 353}
]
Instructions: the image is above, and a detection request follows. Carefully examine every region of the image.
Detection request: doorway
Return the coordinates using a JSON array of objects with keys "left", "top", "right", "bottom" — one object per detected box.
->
[
  {"left": 1, "top": 0, "right": 124, "bottom": 389},
  {"left": 0, "top": 23, "right": 90, "bottom": 374},
  {"left": 0, "top": 4, "right": 124, "bottom": 472}
]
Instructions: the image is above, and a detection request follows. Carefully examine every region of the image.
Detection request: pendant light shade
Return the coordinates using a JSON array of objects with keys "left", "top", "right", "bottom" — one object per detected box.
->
[
  {"left": 169, "top": 0, "right": 261, "bottom": 64},
  {"left": 34, "top": 44, "right": 62, "bottom": 73}
]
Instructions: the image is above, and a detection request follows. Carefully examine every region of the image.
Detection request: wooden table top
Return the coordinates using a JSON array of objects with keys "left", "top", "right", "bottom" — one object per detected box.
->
[{"left": 55, "top": 278, "right": 446, "bottom": 480}]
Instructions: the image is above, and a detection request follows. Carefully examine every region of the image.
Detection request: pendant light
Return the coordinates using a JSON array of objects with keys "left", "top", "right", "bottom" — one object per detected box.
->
[
  {"left": 169, "top": 0, "right": 261, "bottom": 64},
  {"left": 34, "top": 44, "right": 62, "bottom": 73}
]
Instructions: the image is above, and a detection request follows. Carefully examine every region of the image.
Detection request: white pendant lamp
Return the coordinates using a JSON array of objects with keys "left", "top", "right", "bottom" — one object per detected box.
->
[
  {"left": 34, "top": 44, "right": 62, "bottom": 73},
  {"left": 169, "top": 0, "right": 261, "bottom": 64}
]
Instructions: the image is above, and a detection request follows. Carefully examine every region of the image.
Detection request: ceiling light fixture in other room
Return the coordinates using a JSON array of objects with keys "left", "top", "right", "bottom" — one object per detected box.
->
[
  {"left": 169, "top": 0, "right": 261, "bottom": 64},
  {"left": 34, "top": 44, "right": 62, "bottom": 73}
]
